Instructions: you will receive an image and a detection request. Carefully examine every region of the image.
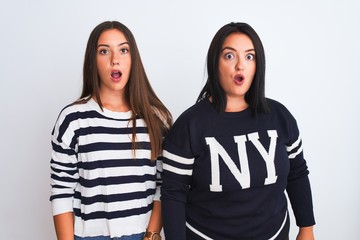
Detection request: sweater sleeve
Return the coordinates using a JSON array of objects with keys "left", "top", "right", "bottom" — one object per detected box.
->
[
  {"left": 161, "top": 118, "right": 194, "bottom": 240},
  {"left": 285, "top": 115, "right": 315, "bottom": 227},
  {"left": 50, "top": 110, "right": 79, "bottom": 216},
  {"left": 154, "top": 156, "right": 163, "bottom": 201}
]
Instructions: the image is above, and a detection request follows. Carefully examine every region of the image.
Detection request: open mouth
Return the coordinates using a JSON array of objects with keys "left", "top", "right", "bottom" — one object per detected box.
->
[
  {"left": 111, "top": 70, "right": 122, "bottom": 79},
  {"left": 234, "top": 74, "right": 244, "bottom": 85}
]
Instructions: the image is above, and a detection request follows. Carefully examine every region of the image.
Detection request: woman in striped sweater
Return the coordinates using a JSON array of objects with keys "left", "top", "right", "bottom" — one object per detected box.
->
[{"left": 50, "top": 21, "right": 172, "bottom": 240}]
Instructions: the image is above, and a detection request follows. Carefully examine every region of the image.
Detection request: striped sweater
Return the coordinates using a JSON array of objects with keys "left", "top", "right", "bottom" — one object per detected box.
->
[
  {"left": 50, "top": 98, "right": 162, "bottom": 238},
  {"left": 161, "top": 98, "right": 315, "bottom": 240}
]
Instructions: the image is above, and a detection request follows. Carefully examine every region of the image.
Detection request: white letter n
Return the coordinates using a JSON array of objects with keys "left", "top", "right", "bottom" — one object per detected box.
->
[{"left": 206, "top": 136, "right": 250, "bottom": 192}]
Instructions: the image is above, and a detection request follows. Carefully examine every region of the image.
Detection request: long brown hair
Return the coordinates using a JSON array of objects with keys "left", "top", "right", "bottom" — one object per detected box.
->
[{"left": 80, "top": 21, "right": 172, "bottom": 159}]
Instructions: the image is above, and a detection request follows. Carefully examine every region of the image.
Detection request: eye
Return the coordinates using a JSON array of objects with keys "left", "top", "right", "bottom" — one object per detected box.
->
[
  {"left": 120, "top": 48, "right": 129, "bottom": 54},
  {"left": 224, "top": 52, "right": 235, "bottom": 60},
  {"left": 245, "top": 53, "right": 255, "bottom": 61},
  {"left": 99, "top": 49, "right": 109, "bottom": 55}
]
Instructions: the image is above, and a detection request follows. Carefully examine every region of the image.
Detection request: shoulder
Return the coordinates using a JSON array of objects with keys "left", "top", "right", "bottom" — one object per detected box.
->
[
  {"left": 175, "top": 99, "right": 213, "bottom": 123},
  {"left": 266, "top": 98, "right": 295, "bottom": 119},
  {"left": 265, "top": 98, "right": 300, "bottom": 135},
  {"left": 267, "top": 98, "right": 288, "bottom": 111},
  {"left": 179, "top": 99, "right": 216, "bottom": 119},
  {"left": 164, "top": 100, "right": 213, "bottom": 154},
  {"left": 165, "top": 99, "right": 212, "bottom": 140},
  {"left": 265, "top": 99, "right": 303, "bottom": 145},
  {"left": 55, "top": 98, "right": 98, "bottom": 125},
  {"left": 59, "top": 100, "right": 89, "bottom": 115}
]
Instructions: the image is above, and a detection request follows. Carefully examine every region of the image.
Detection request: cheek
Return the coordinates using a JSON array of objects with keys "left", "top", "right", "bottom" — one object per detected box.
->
[
  {"left": 124, "top": 58, "right": 132, "bottom": 71},
  {"left": 218, "top": 69, "right": 226, "bottom": 85},
  {"left": 96, "top": 66, "right": 108, "bottom": 82},
  {"left": 97, "top": 59, "right": 109, "bottom": 72},
  {"left": 96, "top": 59, "right": 104, "bottom": 71},
  {"left": 218, "top": 62, "right": 230, "bottom": 78},
  {"left": 218, "top": 75, "right": 229, "bottom": 92},
  {"left": 247, "top": 63, "right": 256, "bottom": 76},
  {"left": 97, "top": 66, "right": 105, "bottom": 77}
]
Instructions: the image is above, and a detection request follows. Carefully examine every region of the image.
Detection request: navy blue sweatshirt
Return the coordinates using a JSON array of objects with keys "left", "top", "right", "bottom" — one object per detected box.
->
[{"left": 161, "top": 98, "right": 315, "bottom": 240}]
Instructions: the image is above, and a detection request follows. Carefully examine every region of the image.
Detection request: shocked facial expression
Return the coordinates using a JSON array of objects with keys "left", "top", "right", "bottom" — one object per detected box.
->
[
  {"left": 96, "top": 29, "right": 131, "bottom": 96},
  {"left": 218, "top": 32, "right": 256, "bottom": 105}
]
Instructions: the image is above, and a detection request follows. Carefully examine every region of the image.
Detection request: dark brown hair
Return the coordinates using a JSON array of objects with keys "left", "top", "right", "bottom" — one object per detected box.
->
[
  {"left": 198, "top": 22, "right": 269, "bottom": 115},
  {"left": 80, "top": 21, "right": 172, "bottom": 159}
]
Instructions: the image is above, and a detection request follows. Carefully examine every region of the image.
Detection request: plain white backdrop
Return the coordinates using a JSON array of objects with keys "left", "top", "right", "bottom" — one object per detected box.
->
[{"left": 1, "top": 0, "right": 359, "bottom": 239}]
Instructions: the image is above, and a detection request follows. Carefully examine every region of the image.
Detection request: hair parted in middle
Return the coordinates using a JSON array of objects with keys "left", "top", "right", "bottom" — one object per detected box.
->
[
  {"left": 197, "top": 22, "right": 269, "bottom": 116},
  {"left": 80, "top": 21, "right": 172, "bottom": 159}
]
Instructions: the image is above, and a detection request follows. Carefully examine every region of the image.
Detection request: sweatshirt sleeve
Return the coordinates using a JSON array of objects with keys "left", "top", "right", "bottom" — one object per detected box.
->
[
  {"left": 161, "top": 117, "right": 195, "bottom": 240},
  {"left": 50, "top": 110, "right": 79, "bottom": 216},
  {"left": 285, "top": 113, "right": 315, "bottom": 227}
]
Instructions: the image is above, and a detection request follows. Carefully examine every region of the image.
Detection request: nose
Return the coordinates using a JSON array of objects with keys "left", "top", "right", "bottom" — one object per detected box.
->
[
  {"left": 111, "top": 53, "right": 120, "bottom": 66},
  {"left": 111, "top": 59, "right": 120, "bottom": 66},
  {"left": 235, "top": 59, "right": 244, "bottom": 71}
]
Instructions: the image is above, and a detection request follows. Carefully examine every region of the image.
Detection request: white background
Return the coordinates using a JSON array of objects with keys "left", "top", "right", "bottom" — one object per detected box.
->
[{"left": 1, "top": 0, "right": 359, "bottom": 239}]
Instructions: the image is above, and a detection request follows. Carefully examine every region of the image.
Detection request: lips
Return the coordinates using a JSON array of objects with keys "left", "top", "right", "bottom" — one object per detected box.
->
[
  {"left": 111, "top": 70, "right": 122, "bottom": 81},
  {"left": 234, "top": 74, "right": 245, "bottom": 85}
]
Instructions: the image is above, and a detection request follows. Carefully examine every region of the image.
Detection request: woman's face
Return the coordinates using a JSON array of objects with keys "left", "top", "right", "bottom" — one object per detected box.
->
[
  {"left": 96, "top": 29, "right": 131, "bottom": 96},
  {"left": 218, "top": 32, "right": 256, "bottom": 106}
]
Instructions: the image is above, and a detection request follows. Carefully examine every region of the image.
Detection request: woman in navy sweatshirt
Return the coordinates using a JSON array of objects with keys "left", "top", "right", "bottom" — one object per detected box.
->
[{"left": 161, "top": 22, "right": 315, "bottom": 240}]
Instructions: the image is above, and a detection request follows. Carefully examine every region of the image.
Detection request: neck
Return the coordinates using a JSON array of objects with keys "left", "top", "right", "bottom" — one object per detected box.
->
[
  {"left": 225, "top": 97, "right": 248, "bottom": 112},
  {"left": 97, "top": 90, "right": 129, "bottom": 112}
]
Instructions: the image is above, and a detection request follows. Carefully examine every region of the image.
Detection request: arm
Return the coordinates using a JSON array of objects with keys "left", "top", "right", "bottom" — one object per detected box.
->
[
  {"left": 53, "top": 212, "right": 74, "bottom": 240},
  {"left": 161, "top": 176, "right": 187, "bottom": 240},
  {"left": 147, "top": 200, "right": 162, "bottom": 232},
  {"left": 145, "top": 158, "right": 164, "bottom": 234},
  {"left": 161, "top": 116, "right": 194, "bottom": 240},
  {"left": 286, "top": 160, "right": 315, "bottom": 227},
  {"left": 50, "top": 110, "right": 79, "bottom": 239},
  {"left": 161, "top": 149, "right": 193, "bottom": 240},
  {"left": 296, "top": 226, "right": 314, "bottom": 240},
  {"left": 285, "top": 115, "right": 315, "bottom": 231}
]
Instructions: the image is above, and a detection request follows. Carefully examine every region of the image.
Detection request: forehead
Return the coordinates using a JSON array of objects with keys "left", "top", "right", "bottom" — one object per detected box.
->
[
  {"left": 222, "top": 32, "right": 254, "bottom": 49},
  {"left": 98, "top": 29, "right": 128, "bottom": 44}
]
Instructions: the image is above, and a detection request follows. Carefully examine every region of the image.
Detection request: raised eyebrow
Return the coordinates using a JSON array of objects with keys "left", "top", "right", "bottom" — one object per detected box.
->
[
  {"left": 97, "top": 41, "right": 129, "bottom": 49},
  {"left": 221, "top": 46, "right": 236, "bottom": 52},
  {"left": 221, "top": 47, "right": 255, "bottom": 53},
  {"left": 245, "top": 48, "right": 256, "bottom": 53},
  {"left": 118, "top": 42, "right": 130, "bottom": 47}
]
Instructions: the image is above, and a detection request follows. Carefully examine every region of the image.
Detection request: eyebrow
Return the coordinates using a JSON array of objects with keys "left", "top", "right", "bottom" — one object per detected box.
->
[
  {"left": 97, "top": 42, "right": 129, "bottom": 49},
  {"left": 221, "top": 46, "right": 255, "bottom": 53}
]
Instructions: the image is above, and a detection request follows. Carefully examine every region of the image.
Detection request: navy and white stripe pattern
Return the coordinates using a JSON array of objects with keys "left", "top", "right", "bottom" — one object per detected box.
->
[
  {"left": 50, "top": 98, "right": 161, "bottom": 238},
  {"left": 286, "top": 135, "right": 303, "bottom": 159},
  {"left": 162, "top": 150, "right": 194, "bottom": 176}
]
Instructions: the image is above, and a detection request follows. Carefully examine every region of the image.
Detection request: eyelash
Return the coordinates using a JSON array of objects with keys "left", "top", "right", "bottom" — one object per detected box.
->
[
  {"left": 246, "top": 53, "right": 255, "bottom": 60},
  {"left": 223, "top": 52, "right": 255, "bottom": 61},
  {"left": 99, "top": 49, "right": 109, "bottom": 55},
  {"left": 225, "top": 53, "right": 234, "bottom": 59},
  {"left": 98, "top": 48, "right": 130, "bottom": 55},
  {"left": 120, "top": 48, "right": 129, "bottom": 54}
]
